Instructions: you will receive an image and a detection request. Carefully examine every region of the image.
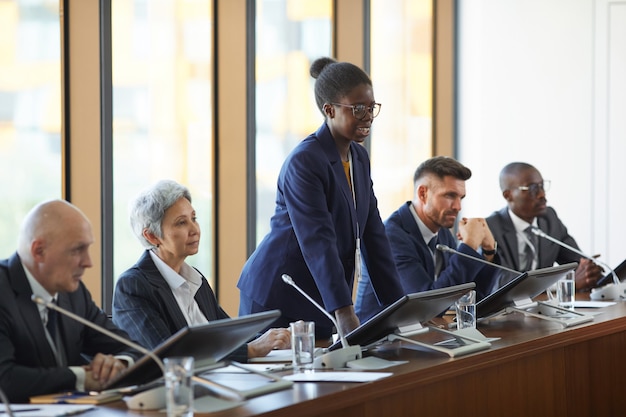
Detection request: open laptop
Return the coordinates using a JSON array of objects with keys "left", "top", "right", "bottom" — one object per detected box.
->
[
  {"left": 104, "top": 310, "right": 281, "bottom": 390},
  {"left": 476, "top": 262, "right": 578, "bottom": 319},
  {"left": 595, "top": 258, "right": 626, "bottom": 287},
  {"left": 328, "top": 282, "right": 475, "bottom": 351}
]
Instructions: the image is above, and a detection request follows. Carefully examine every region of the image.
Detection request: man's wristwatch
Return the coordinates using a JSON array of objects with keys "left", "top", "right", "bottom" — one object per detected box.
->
[{"left": 483, "top": 241, "right": 498, "bottom": 256}]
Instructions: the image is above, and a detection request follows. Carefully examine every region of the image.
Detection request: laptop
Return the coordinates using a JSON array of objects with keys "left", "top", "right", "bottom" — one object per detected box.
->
[
  {"left": 476, "top": 262, "right": 578, "bottom": 318},
  {"left": 594, "top": 258, "right": 626, "bottom": 287},
  {"left": 328, "top": 282, "right": 475, "bottom": 351},
  {"left": 104, "top": 310, "right": 281, "bottom": 390}
]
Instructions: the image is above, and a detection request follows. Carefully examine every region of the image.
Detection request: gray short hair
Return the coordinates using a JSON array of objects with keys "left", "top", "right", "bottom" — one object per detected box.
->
[{"left": 129, "top": 180, "right": 192, "bottom": 249}]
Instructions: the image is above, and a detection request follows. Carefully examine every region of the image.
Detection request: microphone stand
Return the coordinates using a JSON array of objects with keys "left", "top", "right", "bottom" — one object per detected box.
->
[
  {"left": 436, "top": 244, "right": 522, "bottom": 275},
  {"left": 0, "top": 388, "right": 14, "bottom": 417},
  {"left": 281, "top": 274, "right": 362, "bottom": 369},
  {"left": 530, "top": 227, "right": 626, "bottom": 301}
]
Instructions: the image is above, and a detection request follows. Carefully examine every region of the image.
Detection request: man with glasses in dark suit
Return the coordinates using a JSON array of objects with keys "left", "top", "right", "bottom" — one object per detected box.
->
[{"left": 486, "top": 162, "right": 603, "bottom": 291}]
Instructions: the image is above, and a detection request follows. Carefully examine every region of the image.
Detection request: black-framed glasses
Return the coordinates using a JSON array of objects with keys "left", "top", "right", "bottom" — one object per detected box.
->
[
  {"left": 517, "top": 180, "right": 550, "bottom": 195},
  {"left": 331, "top": 102, "right": 381, "bottom": 120}
]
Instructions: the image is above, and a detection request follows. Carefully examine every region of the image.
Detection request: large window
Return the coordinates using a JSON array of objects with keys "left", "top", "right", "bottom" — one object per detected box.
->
[
  {"left": 0, "top": 0, "right": 62, "bottom": 256},
  {"left": 369, "top": 0, "right": 433, "bottom": 221},
  {"left": 254, "top": 0, "right": 332, "bottom": 244},
  {"left": 111, "top": 0, "right": 214, "bottom": 284}
]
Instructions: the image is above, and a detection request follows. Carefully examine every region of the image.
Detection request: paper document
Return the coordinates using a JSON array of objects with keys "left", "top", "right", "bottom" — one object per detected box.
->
[
  {"left": 2, "top": 404, "right": 94, "bottom": 416},
  {"left": 284, "top": 371, "right": 391, "bottom": 382},
  {"left": 566, "top": 300, "right": 616, "bottom": 308}
]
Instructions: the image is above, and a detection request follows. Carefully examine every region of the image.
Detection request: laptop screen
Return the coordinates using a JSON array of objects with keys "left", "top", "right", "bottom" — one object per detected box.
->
[
  {"left": 328, "top": 282, "right": 475, "bottom": 351},
  {"left": 104, "top": 310, "right": 281, "bottom": 390},
  {"left": 476, "top": 262, "right": 578, "bottom": 318}
]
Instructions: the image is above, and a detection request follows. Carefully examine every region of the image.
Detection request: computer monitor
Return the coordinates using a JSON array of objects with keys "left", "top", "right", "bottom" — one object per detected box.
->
[
  {"left": 595, "top": 258, "right": 626, "bottom": 287},
  {"left": 476, "top": 262, "right": 578, "bottom": 318},
  {"left": 104, "top": 310, "right": 281, "bottom": 390},
  {"left": 328, "top": 282, "right": 475, "bottom": 351}
]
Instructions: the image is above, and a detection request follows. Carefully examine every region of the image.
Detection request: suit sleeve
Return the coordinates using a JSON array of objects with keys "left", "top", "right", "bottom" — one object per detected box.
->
[
  {"left": 112, "top": 272, "right": 177, "bottom": 350},
  {"left": 359, "top": 173, "right": 404, "bottom": 305},
  {"left": 281, "top": 151, "right": 353, "bottom": 313}
]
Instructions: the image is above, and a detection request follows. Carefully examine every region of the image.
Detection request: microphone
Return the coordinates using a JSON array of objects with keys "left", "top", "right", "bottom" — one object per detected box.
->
[
  {"left": 31, "top": 295, "right": 244, "bottom": 410},
  {"left": 281, "top": 274, "right": 362, "bottom": 368},
  {"left": 0, "top": 387, "right": 14, "bottom": 417},
  {"left": 529, "top": 227, "right": 626, "bottom": 300},
  {"left": 436, "top": 244, "right": 522, "bottom": 275}
]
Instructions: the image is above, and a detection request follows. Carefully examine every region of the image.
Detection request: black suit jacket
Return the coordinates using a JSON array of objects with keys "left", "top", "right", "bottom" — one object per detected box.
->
[
  {"left": 486, "top": 206, "right": 581, "bottom": 287},
  {"left": 0, "top": 253, "right": 140, "bottom": 403},
  {"left": 112, "top": 251, "right": 248, "bottom": 362}
]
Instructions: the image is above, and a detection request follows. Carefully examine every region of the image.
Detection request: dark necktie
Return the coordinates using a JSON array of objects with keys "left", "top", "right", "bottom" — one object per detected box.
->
[
  {"left": 522, "top": 226, "right": 538, "bottom": 271},
  {"left": 46, "top": 300, "right": 66, "bottom": 366},
  {"left": 428, "top": 236, "right": 444, "bottom": 280}
]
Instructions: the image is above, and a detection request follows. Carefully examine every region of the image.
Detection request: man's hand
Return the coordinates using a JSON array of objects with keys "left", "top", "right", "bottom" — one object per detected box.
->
[
  {"left": 457, "top": 217, "right": 496, "bottom": 255},
  {"left": 247, "top": 327, "right": 292, "bottom": 358},
  {"left": 83, "top": 353, "right": 128, "bottom": 392},
  {"left": 574, "top": 257, "right": 604, "bottom": 291}
]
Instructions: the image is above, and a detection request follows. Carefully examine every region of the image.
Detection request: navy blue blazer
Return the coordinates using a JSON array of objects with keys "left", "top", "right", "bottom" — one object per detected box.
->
[
  {"left": 112, "top": 251, "right": 248, "bottom": 362},
  {"left": 237, "top": 122, "right": 403, "bottom": 329},
  {"left": 486, "top": 206, "right": 581, "bottom": 287},
  {"left": 356, "top": 202, "right": 498, "bottom": 322},
  {"left": 0, "top": 253, "right": 140, "bottom": 403}
]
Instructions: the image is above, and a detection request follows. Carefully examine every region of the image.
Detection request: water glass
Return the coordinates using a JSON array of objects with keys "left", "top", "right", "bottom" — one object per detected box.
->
[
  {"left": 455, "top": 290, "right": 476, "bottom": 330},
  {"left": 164, "top": 356, "right": 194, "bottom": 417},
  {"left": 557, "top": 271, "right": 576, "bottom": 309},
  {"left": 290, "top": 320, "right": 315, "bottom": 371}
]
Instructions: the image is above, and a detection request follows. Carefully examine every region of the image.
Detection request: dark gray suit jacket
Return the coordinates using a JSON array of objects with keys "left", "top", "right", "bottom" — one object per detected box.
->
[
  {"left": 486, "top": 206, "right": 581, "bottom": 287},
  {"left": 112, "top": 251, "right": 248, "bottom": 362},
  {"left": 0, "top": 253, "right": 139, "bottom": 403}
]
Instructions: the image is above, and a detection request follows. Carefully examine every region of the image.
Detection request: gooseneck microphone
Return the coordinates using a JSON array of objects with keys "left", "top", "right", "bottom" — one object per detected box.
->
[
  {"left": 31, "top": 294, "right": 244, "bottom": 409},
  {"left": 529, "top": 227, "right": 625, "bottom": 300},
  {"left": 31, "top": 294, "right": 165, "bottom": 374},
  {"left": 281, "top": 274, "right": 362, "bottom": 368},
  {"left": 0, "top": 387, "right": 14, "bottom": 417},
  {"left": 436, "top": 244, "right": 522, "bottom": 275}
]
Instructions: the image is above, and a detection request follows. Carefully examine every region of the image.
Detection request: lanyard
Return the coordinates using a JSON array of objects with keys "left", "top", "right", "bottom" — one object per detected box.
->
[{"left": 348, "top": 151, "right": 362, "bottom": 287}]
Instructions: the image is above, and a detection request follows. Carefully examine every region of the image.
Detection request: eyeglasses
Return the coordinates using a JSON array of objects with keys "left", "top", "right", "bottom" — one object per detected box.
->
[
  {"left": 331, "top": 102, "right": 381, "bottom": 120},
  {"left": 516, "top": 180, "right": 551, "bottom": 195}
]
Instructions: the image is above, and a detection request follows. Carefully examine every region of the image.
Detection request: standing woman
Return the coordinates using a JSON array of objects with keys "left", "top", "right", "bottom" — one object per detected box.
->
[{"left": 238, "top": 57, "right": 403, "bottom": 340}]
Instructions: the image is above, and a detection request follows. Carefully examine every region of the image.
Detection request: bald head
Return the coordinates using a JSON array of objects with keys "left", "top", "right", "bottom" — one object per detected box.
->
[
  {"left": 499, "top": 162, "right": 537, "bottom": 192},
  {"left": 17, "top": 199, "right": 94, "bottom": 294}
]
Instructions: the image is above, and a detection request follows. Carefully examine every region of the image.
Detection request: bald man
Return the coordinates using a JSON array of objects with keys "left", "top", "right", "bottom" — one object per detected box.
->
[
  {"left": 486, "top": 162, "right": 603, "bottom": 292},
  {"left": 0, "top": 200, "right": 140, "bottom": 403}
]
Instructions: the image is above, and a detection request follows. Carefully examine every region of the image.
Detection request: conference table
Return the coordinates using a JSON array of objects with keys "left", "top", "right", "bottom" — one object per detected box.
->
[{"left": 91, "top": 298, "right": 626, "bottom": 417}]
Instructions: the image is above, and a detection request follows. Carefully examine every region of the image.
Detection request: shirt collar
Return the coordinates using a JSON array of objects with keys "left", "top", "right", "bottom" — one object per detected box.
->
[
  {"left": 148, "top": 250, "right": 203, "bottom": 291},
  {"left": 21, "top": 262, "right": 56, "bottom": 316},
  {"left": 409, "top": 203, "right": 438, "bottom": 245},
  {"left": 508, "top": 208, "right": 538, "bottom": 234}
]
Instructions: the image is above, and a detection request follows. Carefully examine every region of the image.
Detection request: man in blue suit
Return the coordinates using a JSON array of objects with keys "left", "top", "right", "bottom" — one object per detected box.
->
[{"left": 356, "top": 157, "right": 502, "bottom": 321}]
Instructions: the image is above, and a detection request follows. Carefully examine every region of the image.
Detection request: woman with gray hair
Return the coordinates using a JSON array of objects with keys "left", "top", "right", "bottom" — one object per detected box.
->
[{"left": 112, "top": 179, "right": 290, "bottom": 361}]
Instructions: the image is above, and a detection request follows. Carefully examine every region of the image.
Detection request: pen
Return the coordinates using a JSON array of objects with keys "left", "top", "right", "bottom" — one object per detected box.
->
[{"left": 0, "top": 408, "right": 41, "bottom": 414}]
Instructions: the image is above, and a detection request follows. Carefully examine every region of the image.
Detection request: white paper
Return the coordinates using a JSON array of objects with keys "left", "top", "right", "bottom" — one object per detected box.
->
[
  {"left": 567, "top": 300, "right": 616, "bottom": 308},
  {"left": 283, "top": 371, "right": 392, "bottom": 382},
  {"left": 248, "top": 349, "right": 292, "bottom": 363},
  {"left": 3, "top": 404, "right": 94, "bottom": 416}
]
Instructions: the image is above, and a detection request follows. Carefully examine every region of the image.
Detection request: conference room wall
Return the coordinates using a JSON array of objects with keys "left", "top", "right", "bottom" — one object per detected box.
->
[{"left": 457, "top": 0, "right": 626, "bottom": 268}]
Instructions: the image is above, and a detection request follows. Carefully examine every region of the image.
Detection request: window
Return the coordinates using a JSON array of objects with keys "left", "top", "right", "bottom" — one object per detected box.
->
[
  {"left": 254, "top": 0, "right": 332, "bottom": 244},
  {"left": 111, "top": 0, "right": 214, "bottom": 284},
  {"left": 369, "top": 0, "right": 433, "bottom": 220},
  {"left": 0, "top": 0, "right": 62, "bottom": 255}
]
